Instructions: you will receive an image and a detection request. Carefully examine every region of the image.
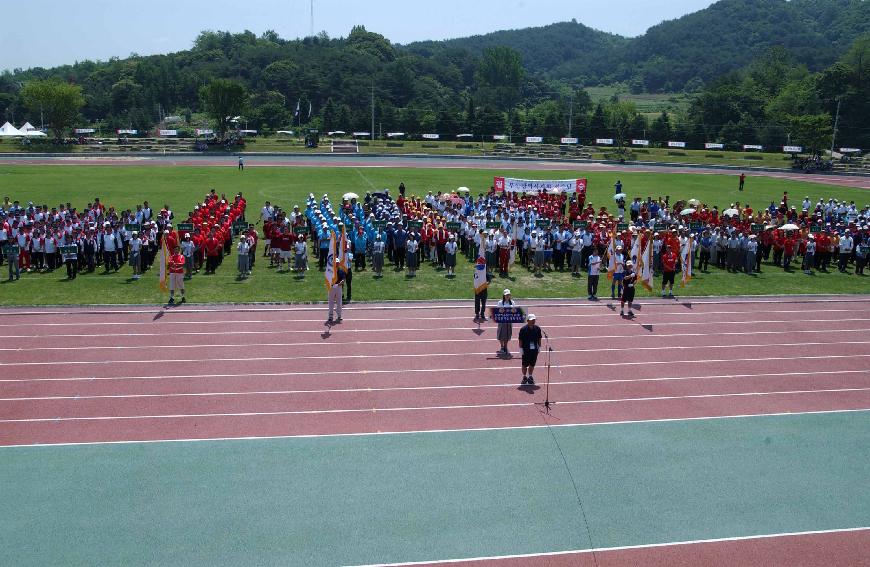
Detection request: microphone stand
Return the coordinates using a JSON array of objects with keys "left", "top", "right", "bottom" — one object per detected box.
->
[{"left": 535, "top": 330, "right": 555, "bottom": 414}]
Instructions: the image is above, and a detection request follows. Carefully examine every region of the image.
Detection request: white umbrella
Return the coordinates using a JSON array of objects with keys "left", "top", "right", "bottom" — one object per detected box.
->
[
  {"left": 456, "top": 187, "right": 470, "bottom": 194},
  {"left": 687, "top": 198, "right": 701, "bottom": 206},
  {"left": 613, "top": 193, "right": 627, "bottom": 201},
  {"left": 342, "top": 192, "right": 359, "bottom": 201},
  {"left": 548, "top": 187, "right": 563, "bottom": 195},
  {"left": 780, "top": 223, "right": 800, "bottom": 231},
  {"left": 722, "top": 208, "right": 739, "bottom": 216},
  {"left": 680, "top": 208, "right": 696, "bottom": 216}
]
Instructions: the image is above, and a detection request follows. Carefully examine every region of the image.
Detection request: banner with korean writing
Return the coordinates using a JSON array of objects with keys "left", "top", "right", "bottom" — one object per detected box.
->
[
  {"left": 705, "top": 143, "right": 724, "bottom": 149},
  {"left": 494, "top": 177, "right": 587, "bottom": 195}
]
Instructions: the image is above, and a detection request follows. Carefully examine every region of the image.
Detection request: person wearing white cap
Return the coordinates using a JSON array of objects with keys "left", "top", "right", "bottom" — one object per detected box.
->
[
  {"left": 803, "top": 234, "right": 816, "bottom": 274},
  {"left": 495, "top": 289, "right": 516, "bottom": 356},
  {"left": 518, "top": 313, "right": 543, "bottom": 385},
  {"left": 129, "top": 230, "right": 142, "bottom": 280},
  {"left": 181, "top": 232, "right": 195, "bottom": 278},
  {"left": 444, "top": 233, "right": 457, "bottom": 276}
]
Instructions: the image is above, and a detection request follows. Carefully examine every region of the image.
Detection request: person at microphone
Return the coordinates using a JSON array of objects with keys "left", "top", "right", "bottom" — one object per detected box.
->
[{"left": 518, "top": 313, "right": 543, "bottom": 385}]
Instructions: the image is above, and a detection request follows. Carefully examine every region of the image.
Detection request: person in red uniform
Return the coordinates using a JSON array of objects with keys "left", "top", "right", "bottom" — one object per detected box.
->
[
  {"left": 204, "top": 231, "right": 222, "bottom": 274},
  {"left": 168, "top": 246, "right": 186, "bottom": 305},
  {"left": 661, "top": 245, "right": 678, "bottom": 298}
]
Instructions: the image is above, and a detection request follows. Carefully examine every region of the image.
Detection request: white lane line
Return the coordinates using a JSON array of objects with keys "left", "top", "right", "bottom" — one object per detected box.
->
[
  {"left": 0, "top": 306, "right": 866, "bottom": 329},
  {"left": 1, "top": 294, "right": 867, "bottom": 317},
  {"left": 3, "top": 387, "right": 869, "bottom": 423},
  {"left": 2, "top": 340, "right": 868, "bottom": 366},
  {"left": 344, "top": 526, "right": 870, "bottom": 567},
  {"left": 3, "top": 408, "right": 868, "bottom": 449},
  {"left": 4, "top": 320, "right": 870, "bottom": 341},
  {"left": 3, "top": 329, "right": 868, "bottom": 353},
  {"left": 5, "top": 369, "right": 867, "bottom": 402},
  {"left": 4, "top": 353, "right": 869, "bottom": 383}
]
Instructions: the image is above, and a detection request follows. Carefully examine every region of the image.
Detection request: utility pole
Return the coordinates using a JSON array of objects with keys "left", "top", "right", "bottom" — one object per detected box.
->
[
  {"left": 310, "top": 0, "right": 314, "bottom": 37},
  {"left": 567, "top": 91, "right": 574, "bottom": 138},
  {"left": 371, "top": 82, "right": 375, "bottom": 141},
  {"left": 829, "top": 96, "right": 841, "bottom": 157}
]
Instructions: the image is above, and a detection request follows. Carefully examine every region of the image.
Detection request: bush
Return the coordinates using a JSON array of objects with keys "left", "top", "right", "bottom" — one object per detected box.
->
[
  {"left": 455, "top": 144, "right": 475, "bottom": 149},
  {"left": 705, "top": 153, "right": 725, "bottom": 158},
  {"left": 667, "top": 151, "right": 687, "bottom": 156},
  {"left": 744, "top": 155, "right": 762, "bottom": 160},
  {"left": 422, "top": 143, "right": 439, "bottom": 148},
  {"left": 386, "top": 142, "right": 404, "bottom": 147}
]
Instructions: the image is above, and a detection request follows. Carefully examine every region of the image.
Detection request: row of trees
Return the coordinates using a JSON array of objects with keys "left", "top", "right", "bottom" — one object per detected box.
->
[{"left": 3, "top": 28, "right": 867, "bottom": 152}]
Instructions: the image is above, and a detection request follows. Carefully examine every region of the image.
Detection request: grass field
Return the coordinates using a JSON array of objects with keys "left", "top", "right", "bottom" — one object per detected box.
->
[{"left": 1, "top": 164, "right": 867, "bottom": 306}]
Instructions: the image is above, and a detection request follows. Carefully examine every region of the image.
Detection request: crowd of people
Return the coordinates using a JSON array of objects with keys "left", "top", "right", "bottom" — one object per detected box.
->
[
  {"left": 3, "top": 182, "right": 869, "bottom": 302},
  {"left": 0, "top": 193, "right": 249, "bottom": 287}
]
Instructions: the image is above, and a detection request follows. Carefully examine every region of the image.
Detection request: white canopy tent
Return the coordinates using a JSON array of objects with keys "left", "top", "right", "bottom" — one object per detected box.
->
[
  {"left": 19, "top": 122, "right": 36, "bottom": 132},
  {"left": 0, "top": 122, "right": 23, "bottom": 136}
]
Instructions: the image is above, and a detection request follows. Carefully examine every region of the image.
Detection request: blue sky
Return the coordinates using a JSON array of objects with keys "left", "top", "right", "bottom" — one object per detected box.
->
[{"left": 0, "top": 0, "right": 715, "bottom": 71}]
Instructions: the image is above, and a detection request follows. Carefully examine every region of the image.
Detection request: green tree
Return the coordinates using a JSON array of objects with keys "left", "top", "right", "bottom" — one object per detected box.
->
[
  {"left": 605, "top": 100, "right": 637, "bottom": 149},
  {"left": 788, "top": 113, "right": 832, "bottom": 155},
  {"left": 589, "top": 102, "right": 607, "bottom": 139},
  {"left": 21, "top": 80, "right": 85, "bottom": 140},
  {"left": 199, "top": 79, "right": 248, "bottom": 137},
  {"left": 649, "top": 111, "right": 671, "bottom": 144},
  {"left": 474, "top": 46, "right": 524, "bottom": 112}
]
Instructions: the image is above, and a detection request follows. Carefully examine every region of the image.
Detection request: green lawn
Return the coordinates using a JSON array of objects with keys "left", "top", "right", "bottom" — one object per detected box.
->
[{"left": 1, "top": 165, "right": 867, "bottom": 305}]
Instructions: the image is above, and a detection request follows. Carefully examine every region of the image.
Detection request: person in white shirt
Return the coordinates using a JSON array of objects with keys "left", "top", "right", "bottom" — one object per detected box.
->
[
  {"left": 372, "top": 234, "right": 385, "bottom": 276},
  {"left": 237, "top": 236, "right": 251, "bottom": 278},
  {"left": 294, "top": 235, "right": 308, "bottom": 275},
  {"left": 587, "top": 250, "right": 602, "bottom": 300},
  {"left": 445, "top": 234, "right": 458, "bottom": 276},
  {"left": 803, "top": 234, "right": 816, "bottom": 274},
  {"left": 129, "top": 232, "right": 143, "bottom": 279},
  {"left": 838, "top": 233, "right": 854, "bottom": 273}
]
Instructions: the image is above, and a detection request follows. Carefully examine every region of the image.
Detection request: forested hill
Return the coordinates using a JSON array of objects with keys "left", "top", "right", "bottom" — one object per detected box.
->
[
  {"left": 406, "top": 0, "right": 870, "bottom": 91},
  {"left": 405, "top": 21, "right": 628, "bottom": 86}
]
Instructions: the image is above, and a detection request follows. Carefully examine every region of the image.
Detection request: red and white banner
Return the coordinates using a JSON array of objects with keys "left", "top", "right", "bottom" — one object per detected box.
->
[{"left": 494, "top": 177, "right": 586, "bottom": 195}]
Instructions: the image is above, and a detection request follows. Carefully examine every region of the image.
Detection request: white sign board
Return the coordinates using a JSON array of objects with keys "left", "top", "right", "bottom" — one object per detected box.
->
[
  {"left": 159, "top": 129, "right": 178, "bottom": 136},
  {"left": 632, "top": 139, "right": 649, "bottom": 146},
  {"left": 705, "top": 143, "right": 724, "bottom": 149},
  {"left": 74, "top": 128, "right": 95, "bottom": 134},
  {"left": 422, "top": 133, "right": 440, "bottom": 140},
  {"left": 525, "top": 136, "right": 543, "bottom": 143},
  {"left": 117, "top": 129, "right": 138, "bottom": 135},
  {"left": 195, "top": 129, "right": 214, "bottom": 136},
  {"left": 840, "top": 147, "right": 861, "bottom": 153},
  {"left": 492, "top": 135, "right": 507, "bottom": 141},
  {"left": 668, "top": 141, "right": 686, "bottom": 148},
  {"left": 386, "top": 132, "right": 405, "bottom": 138},
  {"left": 782, "top": 145, "right": 802, "bottom": 153},
  {"left": 560, "top": 137, "right": 579, "bottom": 144},
  {"left": 743, "top": 144, "right": 763, "bottom": 151},
  {"left": 595, "top": 138, "right": 613, "bottom": 145}
]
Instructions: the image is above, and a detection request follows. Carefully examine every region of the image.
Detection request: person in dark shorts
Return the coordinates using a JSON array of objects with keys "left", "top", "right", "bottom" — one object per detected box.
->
[
  {"left": 518, "top": 313, "right": 543, "bottom": 385},
  {"left": 620, "top": 260, "right": 637, "bottom": 317}
]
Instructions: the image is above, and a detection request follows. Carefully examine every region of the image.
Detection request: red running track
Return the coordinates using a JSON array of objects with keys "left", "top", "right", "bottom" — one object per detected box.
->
[
  {"left": 1, "top": 296, "right": 869, "bottom": 446},
  {"left": 392, "top": 528, "right": 870, "bottom": 567}
]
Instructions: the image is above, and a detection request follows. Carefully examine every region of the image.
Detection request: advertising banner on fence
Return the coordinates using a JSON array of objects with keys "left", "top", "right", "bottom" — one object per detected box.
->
[
  {"left": 783, "top": 146, "right": 803, "bottom": 153},
  {"left": 493, "top": 134, "right": 508, "bottom": 141},
  {"left": 422, "top": 133, "right": 440, "bottom": 139},
  {"left": 159, "top": 130, "right": 178, "bottom": 136},
  {"left": 595, "top": 138, "right": 614, "bottom": 145},
  {"left": 560, "top": 137, "right": 579, "bottom": 144},
  {"left": 632, "top": 139, "right": 649, "bottom": 146},
  {"left": 743, "top": 144, "right": 763, "bottom": 150},
  {"left": 117, "top": 129, "right": 138, "bottom": 135},
  {"left": 74, "top": 128, "right": 95, "bottom": 134},
  {"left": 494, "top": 177, "right": 587, "bottom": 195},
  {"left": 705, "top": 143, "right": 724, "bottom": 149},
  {"left": 525, "top": 136, "right": 543, "bottom": 143},
  {"left": 668, "top": 141, "right": 686, "bottom": 148},
  {"left": 840, "top": 148, "right": 861, "bottom": 153}
]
